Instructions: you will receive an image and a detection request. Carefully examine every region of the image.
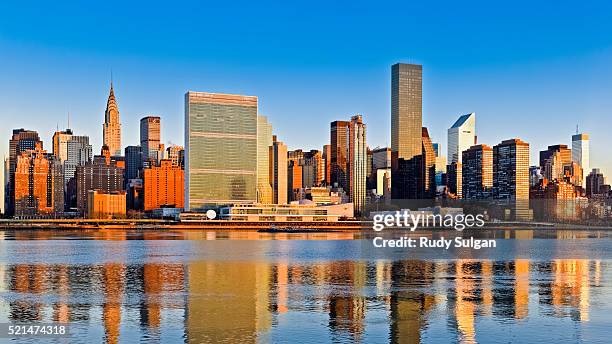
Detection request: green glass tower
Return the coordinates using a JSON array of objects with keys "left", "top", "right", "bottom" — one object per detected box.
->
[{"left": 185, "top": 92, "right": 258, "bottom": 211}]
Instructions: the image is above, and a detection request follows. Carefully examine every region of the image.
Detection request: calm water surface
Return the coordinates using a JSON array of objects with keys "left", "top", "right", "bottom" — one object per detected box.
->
[{"left": 0, "top": 229, "right": 610, "bottom": 343}]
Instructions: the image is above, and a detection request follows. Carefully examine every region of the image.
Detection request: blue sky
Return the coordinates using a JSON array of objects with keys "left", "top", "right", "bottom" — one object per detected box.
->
[{"left": 1, "top": 0, "right": 611, "bottom": 186}]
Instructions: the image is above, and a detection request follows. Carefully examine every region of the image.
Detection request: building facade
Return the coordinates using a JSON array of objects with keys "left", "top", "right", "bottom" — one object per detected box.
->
[
  {"left": 76, "top": 156, "right": 124, "bottom": 215},
  {"left": 269, "top": 135, "right": 288, "bottom": 204},
  {"left": 13, "top": 144, "right": 63, "bottom": 218},
  {"left": 462, "top": 144, "right": 493, "bottom": 199},
  {"left": 6, "top": 128, "right": 42, "bottom": 216},
  {"left": 572, "top": 133, "right": 589, "bottom": 187},
  {"left": 257, "top": 115, "right": 273, "bottom": 204},
  {"left": 87, "top": 190, "right": 126, "bottom": 219},
  {"left": 140, "top": 116, "right": 161, "bottom": 163},
  {"left": 493, "top": 139, "right": 531, "bottom": 220},
  {"left": 391, "top": 63, "right": 422, "bottom": 160},
  {"left": 143, "top": 160, "right": 184, "bottom": 211},
  {"left": 103, "top": 83, "right": 122, "bottom": 156},
  {"left": 330, "top": 120, "right": 350, "bottom": 191},
  {"left": 447, "top": 113, "right": 476, "bottom": 164},
  {"left": 348, "top": 115, "right": 367, "bottom": 215},
  {"left": 185, "top": 92, "right": 258, "bottom": 210}
]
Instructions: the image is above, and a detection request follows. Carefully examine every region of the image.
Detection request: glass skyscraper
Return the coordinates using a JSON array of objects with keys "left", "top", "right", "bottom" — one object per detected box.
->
[
  {"left": 391, "top": 63, "right": 422, "bottom": 160},
  {"left": 185, "top": 92, "right": 257, "bottom": 211}
]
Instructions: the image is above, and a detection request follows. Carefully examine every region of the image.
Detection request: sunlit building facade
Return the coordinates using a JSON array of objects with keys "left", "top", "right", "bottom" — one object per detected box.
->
[
  {"left": 348, "top": 115, "right": 367, "bottom": 215},
  {"left": 391, "top": 63, "right": 422, "bottom": 160},
  {"left": 447, "top": 113, "right": 476, "bottom": 164},
  {"left": 140, "top": 116, "right": 161, "bottom": 163},
  {"left": 572, "top": 133, "right": 589, "bottom": 187},
  {"left": 143, "top": 160, "right": 184, "bottom": 211},
  {"left": 257, "top": 115, "right": 273, "bottom": 204},
  {"left": 103, "top": 82, "right": 122, "bottom": 156},
  {"left": 493, "top": 138, "right": 531, "bottom": 220},
  {"left": 185, "top": 92, "right": 257, "bottom": 210},
  {"left": 462, "top": 144, "right": 493, "bottom": 199}
]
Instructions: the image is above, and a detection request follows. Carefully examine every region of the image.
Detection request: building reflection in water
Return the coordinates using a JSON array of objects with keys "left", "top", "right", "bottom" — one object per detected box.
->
[{"left": 0, "top": 230, "right": 605, "bottom": 343}]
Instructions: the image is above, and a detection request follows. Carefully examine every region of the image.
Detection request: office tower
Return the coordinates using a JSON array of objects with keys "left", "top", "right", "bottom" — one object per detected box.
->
[
  {"left": 493, "top": 139, "right": 531, "bottom": 220},
  {"left": 140, "top": 116, "right": 161, "bottom": 163},
  {"left": 287, "top": 160, "right": 303, "bottom": 202},
  {"left": 330, "top": 120, "right": 350, "bottom": 191},
  {"left": 3, "top": 157, "right": 8, "bottom": 214},
  {"left": 432, "top": 142, "right": 447, "bottom": 187},
  {"left": 372, "top": 147, "right": 392, "bottom": 170},
  {"left": 185, "top": 92, "right": 257, "bottom": 210},
  {"left": 6, "top": 129, "right": 42, "bottom": 216},
  {"left": 586, "top": 169, "right": 606, "bottom": 196},
  {"left": 539, "top": 144, "right": 571, "bottom": 182},
  {"left": 446, "top": 162, "right": 462, "bottom": 198},
  {"left": 166, "top": 145, "right": 185, "bottom": 168},
  {"left": 323, "top": 144, "right": 331, "bottom": 185},
  {"left": 103, "top": 82, "right": 122, "bottom": 156},
  {"left": 87, "top": 190, "right": 126, "bottom": 219},
  {"left": 124, "top": 146, "right": 143, "bottom": 181},
  {"left": 391, "top": 63, "right": 422, "bottom": 160},
  {"left": 75, "top": 155, "right": 124, "bottom": 216},
  {"left": 447, "top": 113, "right": 476, "bottom": 164},
  {"left": 529, "top": 166, "right": 543, "bottom": 188},
  {"left": 13, "top": 143, "right": 63, "bottom": 217},
  {"left": 63, "top": 135, "right": 92, "bottom": 211},
  {"left": 572, "top": 133, "right": 589, "bottom": 186},
  {"left": 52, "top": 128, "right": 73, "bottom": 162},
  {"left": 302, "top": 150, "right": 324, "bottom": 188},
  {"left": 348, "top": 115, "right": 367, "bottom": 215},
  {"left": 269, "top": 135, "right": 288, "bottom": 204},
  {"left": 462, "top": 144, "right": 493, "bottom": 199},
  {"left": 257, "top": 115, "right": 273, "bottom": 204},
  {"left": 419, "top": 127, "right": 436, "bottom": 199},
  {"left": 143, "top": 160, "right": 184, "bottom": 211}
]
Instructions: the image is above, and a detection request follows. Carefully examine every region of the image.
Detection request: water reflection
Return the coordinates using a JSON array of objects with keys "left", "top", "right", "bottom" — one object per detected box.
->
[{"left": 0, "top": 230, "right": 609, "bottom": 343}]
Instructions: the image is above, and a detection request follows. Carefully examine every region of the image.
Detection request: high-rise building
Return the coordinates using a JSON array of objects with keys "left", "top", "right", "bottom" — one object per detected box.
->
[
  {"left": 572, "top": 133, "right": 589, "bottom": 187},
  {"left": 287, "top": 160, "right": 303, "bottom": 202},
  {"left": 447, "top": 113, "right": 476, "bottom": 164},
  {"left": 419, "top": 127, "right": 436, "bottom": 199},
  {"left": 269, "top": 135, "right": 288, "bottom": 204},
  {"left": 185, "top": 92, "right": 257, "bottom": 210},
  {"left": 330, "top": 120, "right": 350, "bottom": 191},
  {"left": 257, "top": 115, "right": 273, "bottom": 204},
  {"left": 302, "top": 150, "right": 324, "bottom": 188},
  {"left": 143, "top": 160, "right": 184, "bottom": 211},
  {"left": 140, "top": 116, "right": 161, "bottom": 163},
  {"left": 103, "top": 82, "right": 122, "bottom": 156},
  {"left": 166, "top": 145, "right": 184, "bottom": 168},
  {"left": 6, "top": 128, "right": 42, "bottom": 216},
  {"left": 462, "top": 144, "right": 493, "bottom": 199},
  {"left": 539, "top": 144, "right": 571, "bottom": 182},
  {"left": 348, "top": 115, "right": 367, "bottom": 215},
  {"left": 493, "top": 139, "right": 531, "bottom": 220},
  {"left": 13, "top": 143, "right": 64, "bottom": 218},
  {"left": 124, "top": 146, "right": 143, "bottom": 181},
  {"left": 446, "top": 162, "right": 462, "bottom": 199},
  {"left": 432, "top": 142, "right": 447, "bottom": 187},
  {"left": 372, "top": 147, "right": 392, "bottom": 170},
  {"left": 322, "top": 144, "right": 331, "bottom": 185},
  {"left": 586, "top": 168, "right": 606, "bottom": 196},
  {"left": 76, "top": 155, "right": 124, "bottom": 216},
  {"left": 391, "top": 63, "right": 422, "bottom": 160}
]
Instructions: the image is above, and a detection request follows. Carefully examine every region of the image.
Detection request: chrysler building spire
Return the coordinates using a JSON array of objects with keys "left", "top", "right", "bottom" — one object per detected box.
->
[{"left": 103, "top": 80, "right": 122, "bottom": 156}]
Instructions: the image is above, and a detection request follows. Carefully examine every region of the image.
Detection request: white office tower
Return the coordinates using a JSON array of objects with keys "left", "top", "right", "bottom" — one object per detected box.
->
[
  {"left": 572, "top": 133, "right": 590, "bottom": 187},
  {"left": 447, "top": 113, "right": 476, "bottom": 163}
]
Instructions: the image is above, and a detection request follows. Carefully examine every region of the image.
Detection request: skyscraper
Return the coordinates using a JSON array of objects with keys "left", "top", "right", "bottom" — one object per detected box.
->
[
  {"left": 322, "top": 144, "right": 331, "bottom": 185},
  {"left": 140, "top": 116, "right": 161, "bottom": 163},
  {"left": 6, "top": 128, "right": 42, "bottom": 216},
  {"left": 348, "top": 115, "right": 367, "bottom": 215},
  {"left": 185, "top": 92, "right": 257, "bottom": 210},
  {"left": 257, "top": 115, "right": 273, "bottom": 204},
  {"left": 330, "top": 120, "right": 350, "bottom": 191},
  {"left": 539, "top": 144, "right": 571, "bottom": 182},
  {"left": 462, "top": 144, "right": 493, "bottom": 199},
  {"left": 419, "top": 127, "right": 436, "bottom": 199},
  {"left": 76, "top": 155, "right": 124, "bottom": 216},
  {"left": 13, "top": 143, "right": 63, "bottom": 218},
  {"left": 124, "top": 146, "right": 143, "bottom": 181},
  {"left": 447, "top": 113, "right": 476, "bottom": 164},
  {"left": 493, "top": 139, "right": 531, "bottom": 220},
  {"left": 269, "top": 135, "right": 288, "bottom": 204},
  {"left": 53, "top": 128, "right": 92, "bottom": 184},
  {"left": 143, "top": 160, "right": 184, "bottom": 211},
  {"left": 572, "top": 133, "right": 589, "bottom": 187},
  {"left": 103, "top": 82, "right": 122, "bottom": 156},
  {"left": 391, "top": 63, "right": 422, "bottom": 160}
]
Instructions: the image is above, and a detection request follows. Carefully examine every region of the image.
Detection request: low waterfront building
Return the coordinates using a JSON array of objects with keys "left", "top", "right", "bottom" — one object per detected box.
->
[
  {"left": 87, "top": 190, "right": 126, "bottom": 219},
  {"left": 218, "top": 202, "right": 354, "bottom": 222},
  {"left": 143, "top": 159, "right": 184, "bottom": 211}
]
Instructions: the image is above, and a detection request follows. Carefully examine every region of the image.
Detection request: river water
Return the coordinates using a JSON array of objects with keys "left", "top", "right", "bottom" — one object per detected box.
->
[{"left": 0, "top": 229, "right": 610, "bottom": 343}]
